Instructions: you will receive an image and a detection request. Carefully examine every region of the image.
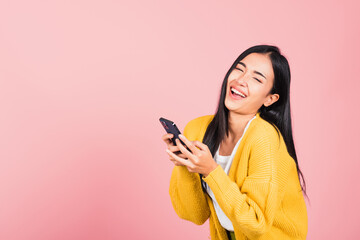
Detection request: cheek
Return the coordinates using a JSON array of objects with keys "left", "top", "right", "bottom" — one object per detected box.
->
[
  {"left": 251, "top": 84, "right": 262, "bottom": 93},
  {"left": 244, "top": 85, "right": 266, "bottom": 104},
  {"left": 226, "top": 74, "right": 238, "bottom": 89},
  {"left": 227, "top": 71, "right": 239, "bottom": 81}
]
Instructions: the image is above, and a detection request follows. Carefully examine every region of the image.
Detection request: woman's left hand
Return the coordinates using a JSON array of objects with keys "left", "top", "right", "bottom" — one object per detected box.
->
[{"left": 165, "top": 134, "right": 218, "bottom": 177}]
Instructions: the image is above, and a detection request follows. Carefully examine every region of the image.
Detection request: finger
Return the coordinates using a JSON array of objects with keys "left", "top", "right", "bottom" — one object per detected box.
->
[
  {"left": 170, "top": 158, "right": 184, "bottom": 166},
  {"left": 162, "top": 133, "right": 174, "bottom": 141},
  {"left": 175, "top": 139, "right": 193, "bottom": 158},
  {"left": 178, "top": 135, "right": 200, "bottom": 154},
  {"left": 162, "top": 133, "right": 174, "bottom": 145},
  {"left": 186, "top": 166, "right": 197, "bottom": 173},
  {"left": 167, "top": 145, "right": 180, "bottom": 152},
  {"left": 192, "top": 140, "right": 209, "bottom": 151},
  {"left": 174, "top": 152, "right": 187, "bottom": 159},
  {"left": 169, "top": 156, "right": 186, "bottom": 163},
  {"left": 166, "top": 149, "right": 190, "bottom": 167},
  {"left": 168, "top": 151, "right": 187, "bottom": 159},
  {"left": 175, "top": 140, "right": 201, "bottom": 165},
  {"left": 167, "top": 145, "right": 187, "bottom": 158}
]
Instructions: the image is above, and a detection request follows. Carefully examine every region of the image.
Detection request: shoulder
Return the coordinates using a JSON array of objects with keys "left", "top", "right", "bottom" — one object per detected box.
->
[
  {"left": 185, "top": 115, "right": 214, "bottom": 129},
  {"left": 183, "top": 115, "right": 214, "bottom": 140},
  {"left": 247, "top": 115, "right": 282, "bottom": 147},
  {"left": 246, "top": 116, "right": 294, "bottom": 175},
  {"left": 252, "top": 117, "right": 280, "bottom": 136}
]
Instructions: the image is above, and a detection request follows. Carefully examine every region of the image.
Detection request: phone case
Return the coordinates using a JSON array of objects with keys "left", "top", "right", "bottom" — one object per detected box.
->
[{"left": 159, "top": 117, "right": 190, "bottom": 151}]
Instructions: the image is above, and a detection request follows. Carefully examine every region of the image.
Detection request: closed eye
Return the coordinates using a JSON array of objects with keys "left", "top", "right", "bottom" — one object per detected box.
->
[{"left": 235, "top": 67, "right": 262, "bottom": 83}]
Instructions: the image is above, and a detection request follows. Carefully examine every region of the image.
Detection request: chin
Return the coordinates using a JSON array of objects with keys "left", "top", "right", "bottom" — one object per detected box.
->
[{"left": 224, "top": 99, "right": 238, "bottom": 112}]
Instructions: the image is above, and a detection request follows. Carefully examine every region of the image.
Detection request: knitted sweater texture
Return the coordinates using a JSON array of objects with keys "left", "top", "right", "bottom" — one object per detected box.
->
[{"left": 169, "top": 112, "right": 308, "bottom": 240}]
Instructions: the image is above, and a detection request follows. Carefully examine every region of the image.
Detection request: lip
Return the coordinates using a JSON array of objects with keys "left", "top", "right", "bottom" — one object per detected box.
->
[
  {"left": 230, "top": 85, "right": 247, "bottom": 97},
  {"left": 229, "top": 88, "right": 245, "bottom": 100},
  {"left": 229, "top": 86, "right": 247, "bottom": 100}
]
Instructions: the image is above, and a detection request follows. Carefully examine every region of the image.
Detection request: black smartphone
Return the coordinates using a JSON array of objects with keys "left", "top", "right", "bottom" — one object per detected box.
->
[{"left": 159, "top": 117, "right": 191, "bottom": 153}]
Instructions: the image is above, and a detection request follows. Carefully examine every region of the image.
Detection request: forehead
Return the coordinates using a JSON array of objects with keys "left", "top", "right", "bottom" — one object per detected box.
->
[{"left": 239, "top": 53, "right": 274, "bottom": 80}]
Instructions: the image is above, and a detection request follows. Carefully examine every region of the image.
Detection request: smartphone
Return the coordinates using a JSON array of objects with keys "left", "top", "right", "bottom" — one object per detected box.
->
[{"left": 159, "top": 117, "right": 191, "bottom": 153}]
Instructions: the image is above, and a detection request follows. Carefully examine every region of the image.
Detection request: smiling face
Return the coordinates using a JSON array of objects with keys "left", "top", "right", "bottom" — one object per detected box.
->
[{"left": 225, "top": 52, "right": 279, "bottom": 115}]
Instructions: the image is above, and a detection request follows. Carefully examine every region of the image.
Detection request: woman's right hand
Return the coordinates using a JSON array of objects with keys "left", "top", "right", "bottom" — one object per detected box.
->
[{"left": 162, "top": 133, "right": 187, "bottom": 166}]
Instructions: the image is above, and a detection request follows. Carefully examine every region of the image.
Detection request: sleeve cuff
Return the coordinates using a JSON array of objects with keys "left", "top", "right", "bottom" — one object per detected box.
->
[{"left": 202, "top": 165, "right": 233, "bottom": 195}]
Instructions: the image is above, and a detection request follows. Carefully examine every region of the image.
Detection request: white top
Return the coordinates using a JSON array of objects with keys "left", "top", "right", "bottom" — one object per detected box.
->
[{"left": 205, "top": 115, "right": 257, "bottom": 231}]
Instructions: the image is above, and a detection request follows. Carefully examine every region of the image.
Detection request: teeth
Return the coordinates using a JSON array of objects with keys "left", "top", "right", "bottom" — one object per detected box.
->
[{"left": 231, "top": 87, "right": 246, "bottom": 97}]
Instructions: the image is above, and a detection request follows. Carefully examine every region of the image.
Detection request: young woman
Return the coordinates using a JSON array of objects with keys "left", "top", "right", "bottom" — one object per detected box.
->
[{"left": 162, "top": 45, "right": 308, "bottom": 240}]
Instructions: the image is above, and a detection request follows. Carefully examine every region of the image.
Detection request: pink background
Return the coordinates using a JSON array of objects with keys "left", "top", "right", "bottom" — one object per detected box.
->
[{"left": 1, "top": 0, "right": 359, "bottom": 239}]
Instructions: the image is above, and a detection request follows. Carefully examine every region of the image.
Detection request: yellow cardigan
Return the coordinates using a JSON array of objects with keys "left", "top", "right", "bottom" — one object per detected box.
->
[{"left": 169, "top": 112, "right": 308, "bottom": 240}]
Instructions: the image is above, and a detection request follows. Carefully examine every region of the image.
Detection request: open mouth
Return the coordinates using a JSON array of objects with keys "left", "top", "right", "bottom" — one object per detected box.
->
[{"left": 230, "top": 87, "right": 246, "bottom": 98}]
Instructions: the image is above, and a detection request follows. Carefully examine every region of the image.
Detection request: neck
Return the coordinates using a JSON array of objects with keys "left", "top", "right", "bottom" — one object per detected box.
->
[{"left": 226, "top": 111, "right": 256, "bottom": 142}]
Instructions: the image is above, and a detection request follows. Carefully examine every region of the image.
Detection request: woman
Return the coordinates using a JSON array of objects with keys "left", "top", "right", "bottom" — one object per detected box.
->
[{"left": 162, "top": 45, "right": 308, "bottom": 240}]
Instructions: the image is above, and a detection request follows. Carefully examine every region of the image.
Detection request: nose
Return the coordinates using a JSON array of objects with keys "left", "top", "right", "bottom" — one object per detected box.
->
[{"left": 235, "top": 73, "right": 251, "bottom": 86}]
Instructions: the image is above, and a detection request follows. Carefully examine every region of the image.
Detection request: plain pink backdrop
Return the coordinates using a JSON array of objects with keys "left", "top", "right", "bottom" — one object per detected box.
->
[{"left": 1, "top": 0, "right": 359, "bottom": 239}]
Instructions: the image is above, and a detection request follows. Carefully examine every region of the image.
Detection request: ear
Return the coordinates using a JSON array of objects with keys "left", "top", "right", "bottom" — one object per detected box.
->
[{"left": 264, "top": 93, "right": 279, "bottom": 107}]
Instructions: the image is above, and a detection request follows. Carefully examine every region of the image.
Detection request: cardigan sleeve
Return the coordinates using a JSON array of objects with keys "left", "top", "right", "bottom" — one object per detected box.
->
[
  {"left": 168, "top": 118, "right": 210, "bottom": 225},
  {"left": 203, "top": 127, "right": 293, "bottom": 239}
]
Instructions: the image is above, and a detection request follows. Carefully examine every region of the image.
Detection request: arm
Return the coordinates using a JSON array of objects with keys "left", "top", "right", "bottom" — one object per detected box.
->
[
  {"left": 169, "top": 166, "right": 210, "bottom": 225},
  {"left": 203, "top": 128, "right": 292, "bottom": 239},
  {"left": 168, "top": 118, "right": 210, "bottom": 225}
]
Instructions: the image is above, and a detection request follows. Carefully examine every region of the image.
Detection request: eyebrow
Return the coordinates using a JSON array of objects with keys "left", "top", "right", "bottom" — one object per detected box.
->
[{"left": 237, "top": 62, "right": 267, "bottom": 80}]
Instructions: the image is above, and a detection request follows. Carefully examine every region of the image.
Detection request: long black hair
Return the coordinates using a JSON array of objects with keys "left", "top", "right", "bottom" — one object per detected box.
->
[{"left": 202, "top": 45, "right": 308, "bottom": 201}]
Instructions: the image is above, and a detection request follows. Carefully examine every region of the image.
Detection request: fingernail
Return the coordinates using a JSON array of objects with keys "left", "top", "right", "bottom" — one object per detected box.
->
[{"left": 179, "top": 134, "right": 184, "bottom": 138}]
